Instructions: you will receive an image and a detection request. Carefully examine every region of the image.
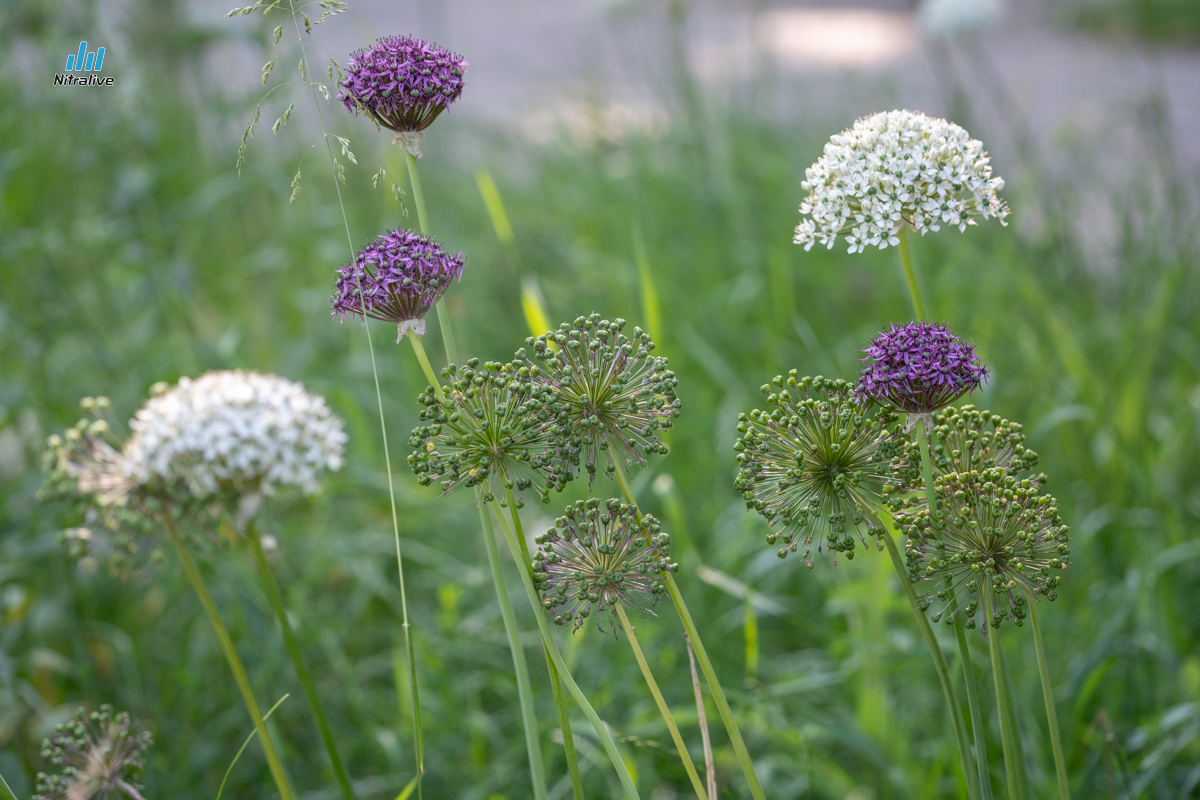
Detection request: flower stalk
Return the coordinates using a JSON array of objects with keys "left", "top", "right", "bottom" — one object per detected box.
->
[
  {"left": 984, "top": 588, "right": 1027, "bottom": 800},
  {"left": 614, "top": 602, "right": 710, "bottom": 800},
  {"left": 405, "top": 149, "right": 458, "bottom": 365},
  {"left": 613, "top": 462, "right": 767, "bottom": 800},
  {"left": 162, "top": 514, "right": 295, "bottom": 800},
  {"left": 246, "top": 520, "right": 356, "bottom": 800},
  {"left": 1030, "top": 599, "right": 1071, "bottom": 800},
  {"left": 896, "top": 226, "right": 926, "bottom": 321}
]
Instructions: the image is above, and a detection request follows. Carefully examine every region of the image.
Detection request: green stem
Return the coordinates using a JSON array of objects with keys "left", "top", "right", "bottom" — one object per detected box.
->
[
  {"left": 246, "top": 521, "right": 355, "bottom": 800},
  {"left": 897, "top": 225, "right": 927, "bottom": 320},
  {"left": 879, "top": 524, "right": 980, "bottom": 800},
  {"left": 1030, "top": 600, "right": 1071, "bottom": 800},
  {"left": 407, "top": 329, "right": 448, "bottom": 405},
  {"left": 491, "top": 497, "right": 641, "bottom": 799},
  {"left": 612, "top": 463, "right": 766, "bottom": 800},
  {"left": 998, "top": 634, "right": 1031, "bottom": 798},
  {"left": 476, "top": 492, "right": 549, "bottom": 800},
  {"left": 0, "top": 767, "right": 17, "bottom": 800},
  {"left": 404, "top": 148, "right": 458, "bottom": 366},
  {"left": 915, "top": 418, "right": 994, "bottom": 800},
  {"left": 285, "top": 2, "right": 424, "bottom": 788},
  {"left": 163, "top": 515, "right": 295, "bottom": 800},
  {"left": 503, "top": 488, "right": 586, "bottom": 799},
  {"left": 984, "top": 591, "right": 1025, "bottom": 800},
  {"left": 615, "top": 603, "right": 709, "bottom": 800}
]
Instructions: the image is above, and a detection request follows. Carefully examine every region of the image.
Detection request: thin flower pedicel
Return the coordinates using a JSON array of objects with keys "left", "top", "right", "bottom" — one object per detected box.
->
[
  {"left": 332, "top": 228, "right": 465, "bottom": 341},
  {"left": 735, "top": 374, "right": 901, "bottom": 565}
]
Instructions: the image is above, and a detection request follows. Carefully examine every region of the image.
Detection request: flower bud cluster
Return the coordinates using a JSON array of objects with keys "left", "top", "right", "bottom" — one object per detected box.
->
[
  {"left": 896, "top": 468, "right": 1070, "bottom": 631},
  {"left": 331, "top": 228, "right": 465, "bottom": 340},
  {"left": 532, "top": 498, "right": 676, "bottom": 631},
  {"left": 519, "top": 313, "right": 679, "bottom": 483},
  {"left": 734, "top": 374, "right": 901, "bottom": 566},
  {"left": 794, "top": 109, "right": 1009, "bottom": 253},
  {"left": 339, "top": 35, "right": 467, "bottom": 133},
  {"left": 407, "top": 358, "right": 573, "bottom": 502}
]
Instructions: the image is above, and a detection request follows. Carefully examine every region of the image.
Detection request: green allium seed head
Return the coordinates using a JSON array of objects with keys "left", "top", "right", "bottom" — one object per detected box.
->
[
  {"left": 407, "top": 357, "right": 573, "bottom": 502},
  {"left": 520, "top": 313, "right": 680, "bottom": 484},
  {"left": 532, "top": 497, "right": 676, "bottom": 632},
  {"left": 887, "top": 404, "right": 1044, "bottom": 515},
  {"left": 734, "top": 373, "right": 902, "bottom": 567},
  {"left": 896, "top": 467, "right": 1070, "bottom": 632},
  {"left": 34, "top": 704, "right": 153, "bottom": 800}
]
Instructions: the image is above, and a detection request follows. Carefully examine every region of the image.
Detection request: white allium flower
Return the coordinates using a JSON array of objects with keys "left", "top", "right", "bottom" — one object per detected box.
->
[
  {"left": 124, "top": 370, "right": 346, "bottom": 498},
  {"left": 919, "top": 0, "right": 1003, "bottom": 40},
  {"left": 794, "top": 109, "right": 1009, "bottom": 254}
]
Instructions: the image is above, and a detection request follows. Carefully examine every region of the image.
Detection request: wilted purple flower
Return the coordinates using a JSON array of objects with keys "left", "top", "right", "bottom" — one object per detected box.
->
[
  {"left": 856, "top": 321, "right": 988, "bottom": 414},
  {"left": 331, "top": 228, "right": 465, "bottom": 341},
  {"left": 339, "top": 35, "right": 467, "bottom": 155}
]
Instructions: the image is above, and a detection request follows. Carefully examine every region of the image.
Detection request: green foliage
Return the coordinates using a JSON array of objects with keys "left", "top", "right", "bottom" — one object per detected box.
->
[{"left": 1, "top": 0, "right": 1198, "bottom": 798}]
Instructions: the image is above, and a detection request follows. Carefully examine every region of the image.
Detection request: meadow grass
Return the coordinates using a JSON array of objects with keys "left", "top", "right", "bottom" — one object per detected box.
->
[{"left": 1, "top": 1, "right": 1198, "bottom": 798}]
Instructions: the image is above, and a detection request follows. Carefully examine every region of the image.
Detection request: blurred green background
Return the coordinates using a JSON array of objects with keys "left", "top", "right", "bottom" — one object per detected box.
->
[{"left": 1, "top": 0, "right": 1198, "bottom": 798}]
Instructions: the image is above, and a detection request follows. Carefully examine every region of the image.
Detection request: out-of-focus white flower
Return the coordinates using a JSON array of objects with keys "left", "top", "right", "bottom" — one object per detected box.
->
[
  {"left": 124, "top": 370, "right": 346, "bottom": 498},
  {"left": 794, "top": 109, "right": 1009, "bottom": 254},
  {"left": 919, "top": 0, "right": 1003, "bottom": 40}
]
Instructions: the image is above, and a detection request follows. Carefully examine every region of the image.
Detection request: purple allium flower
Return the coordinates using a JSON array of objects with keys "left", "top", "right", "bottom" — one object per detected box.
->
[
  {"left": 339, "top": 35, "right": 467, "bottom": 153},
  {"left": 856, "top": 321, "right": 988, "bottom": 414},
  {"left": 331, "top": 228, "right": 465, "bottom": 341},
  {"left": 532, "top": 498, "right": 676, "bottom": 632},
  {"left": 896, "top": 468, "right": 1069, "bottom": 632}
]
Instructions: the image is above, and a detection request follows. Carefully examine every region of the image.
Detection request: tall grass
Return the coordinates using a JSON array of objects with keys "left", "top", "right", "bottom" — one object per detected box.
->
[{"left": 1, "top": 0, "right": 1198, "bottom": 797}]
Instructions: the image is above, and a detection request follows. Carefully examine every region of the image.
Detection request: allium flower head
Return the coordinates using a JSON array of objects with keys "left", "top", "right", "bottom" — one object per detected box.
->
[
  {"left": 520, "top": 314, "right": 680, "bottom": 483},
  {"left": 734, "top": 374, "right": 902, "bottom": 566},
  {"left": 339, "top": 35, "right": 467, "bottom": 155},
  {"left": 331, "top": 228, "right": 465, "bottom": 341},
  {"left": 34, "top": 705, "right": 153, "bottom": 800},
  {"left": 897, "top": 468, "right": 1069, "bottom": 632},
  {"left": 794, "top": 109, "right": 1009, "bottom": 253},
  {"left": 532, "top": 498, "right": 676, "bottom": 631},
  {"left": 887, "top": 405, "right": 1042, "bottom": 512},
  {"left": 408, "top": 358, "right": 573, "bottom": 502},
  {"left": 124, "top": 371, "right": 346, "bottom": 499},
  {"left": 856, "top": 321, "right": 988, "bottom": 415}
]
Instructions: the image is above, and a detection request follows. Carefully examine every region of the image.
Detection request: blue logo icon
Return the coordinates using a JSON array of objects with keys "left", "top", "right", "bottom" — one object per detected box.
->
[{"left": 65, "top": 41, "right": 105, "bottom": 72}]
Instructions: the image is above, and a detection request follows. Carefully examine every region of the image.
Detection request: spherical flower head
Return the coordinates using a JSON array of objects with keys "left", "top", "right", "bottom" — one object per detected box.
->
[
  {"left": 887, "top": 404, "right": 1043, "bottom": 513},
  {"left": 734, "top": 373, "right": 902, "bottom": 567},
  {"left": 34, "top": 704, "right": 153, "bottom": 800},
  {"left": 339, "top": 35, "right": 467, "bottom": 137},
  {"left": 793, "top": 109, "right": 1009, "bottom": 253},
  {"left": 897, "top": 468, "right": 1069, "bottom": 632},
  {"left": 331, "top": 228, "right": 465, "bottom": 341},
  {"left": 532, "top": 498, "right": 676, "bottom": 631},
  {"left": 124, "top": 371, "right": 347, "bottom": 499},
  {"left": 856, "top": 321, "right": 988, "bottom": 414},
  {"left": 408, "top": 358, "right": 573, "bottom": 502},
  {"left": 520, "top": 314, "right": 680, "bottom": 484}
]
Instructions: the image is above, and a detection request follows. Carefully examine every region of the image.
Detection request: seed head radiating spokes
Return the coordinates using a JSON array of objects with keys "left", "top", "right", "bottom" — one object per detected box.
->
[
  {"left": 532, "top": 498, "right": 676, "bottom": 632},
  {"left": 887, "top": 404, "right": 1044, "bottom": 514},
  {"left": 520, "top": 314, "right": 680, "bottom": 484},
  {"left": 331, "top": 228, "right": 465, "bottom": 341},
  {"left": 856, "top": 321, "right": 989, "bottom": 415},
  {"left": 734, "top": 374, "right": 902, "bottom": 566},
  {"left": 794, "top": 109, "right": 1009, "bottom": 253},
  {"left": 339, "top": 35, "right": 467, "bottom": 135},
  {"left": 896, "top": 468, "right": 1070, "bottom": 632},
  {"left": 34, "top": 705, "right": 153, "bottom": 800},
  {"left": 407, "top": 358, "right": 573, "bottom": 503}
]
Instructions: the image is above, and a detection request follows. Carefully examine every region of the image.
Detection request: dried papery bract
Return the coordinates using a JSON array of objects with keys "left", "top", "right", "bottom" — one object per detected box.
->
[
  {"left": 794, "top": 109, "right": 1009, "bottom": 253},
  {"left": 532, "top": 498, "right": 676, "bottom": 631},
  {"left": 408, "top": 358, "right": 573, "bottom": 502},
  {"left": 897, "top": 468, "right": 1070, "bottom": 631},
  {"left": 339, "top": 35, "right": 467, "bottom": 156},
  {"left": 734, "top": 374, "right": 901, "bottom": 566},
  {"left": 34, "top": 705, "right": 152, "bottom": 800},
  {"left": 521, "top": 314, "right": 680, "bottom": 484},
  {"left": 856, "top": 321, "right": 989, "bottom": 416},
  {"left": 331, "top": 228, "right": 465, "bottom": 341}
]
